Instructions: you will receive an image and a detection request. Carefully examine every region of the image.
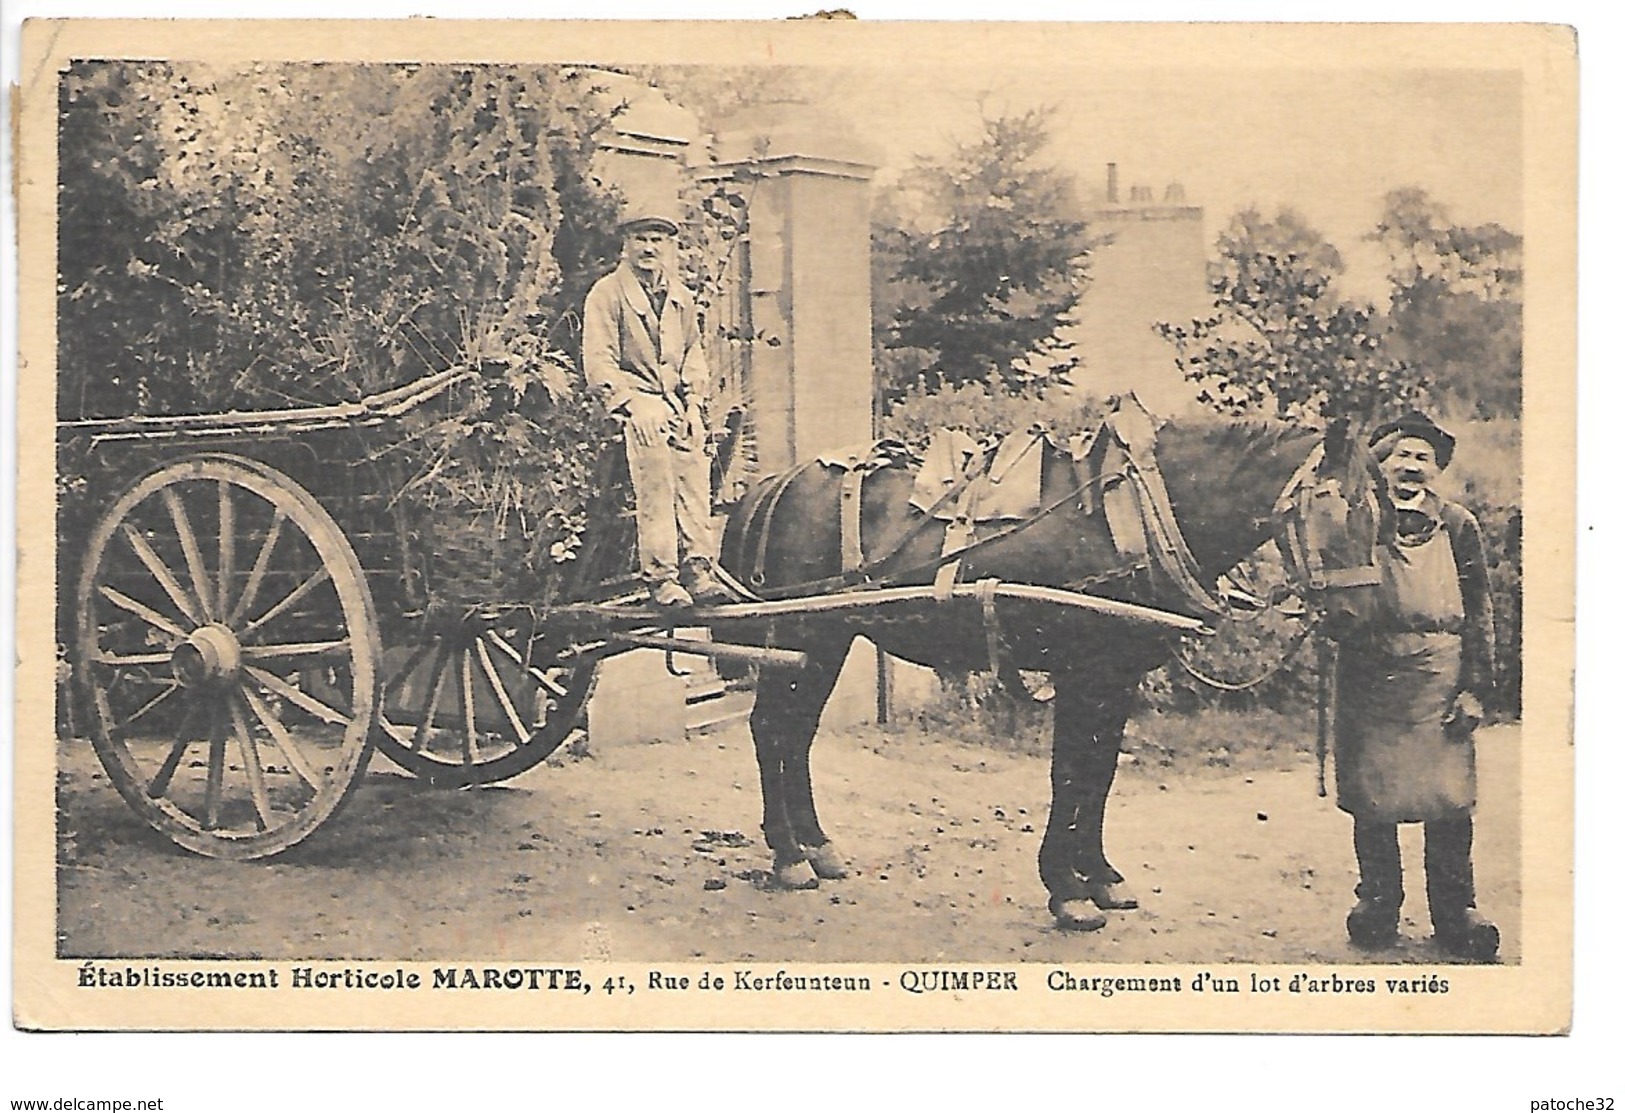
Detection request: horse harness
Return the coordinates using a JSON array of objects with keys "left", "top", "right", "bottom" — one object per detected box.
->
[
  {"left": 1264, "top": 439, "right": 1388, "bottom": 798},
  {"left": 1272, "top": 444, "right": 1385, "bottom": 596},
  {"left": 896, "top": 398, "right": 1233, "bottom": 626},
  {"left": 1168, "top": 441, "right": 1388, "bottom": 689},
  {"left": 734, "top": 399, "right": 1236, "bottom": 680},
  {"left": 733, "top": 407, "right": 1392, "bottom": 731}
]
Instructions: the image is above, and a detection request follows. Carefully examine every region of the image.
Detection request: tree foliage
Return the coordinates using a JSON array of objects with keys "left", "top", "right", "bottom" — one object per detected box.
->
[
  {"left": 877, "top": 378, "right": 1103, "bottom": 455},
  {"left": 871, "top": 108, "right": 1093, "bottom": 404},
  {"left": 58, "top": 61, "right": 631, "bottom": 602},
  {"left": 1154, "top": 198, "right": 1523, "bottom": 718},
  {"left": 1372, "top": 187, "right": 1522, "bottom": 419},
  {"left": 1156, "top": 207, "right": 1426, "bottom": 426},
  {"left": 1371, "top": 194, "right": 1522, "bottom": 713}
]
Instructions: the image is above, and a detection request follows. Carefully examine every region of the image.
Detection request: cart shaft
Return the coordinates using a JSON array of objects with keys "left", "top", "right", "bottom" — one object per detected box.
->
[{"left": 609, "top": 632, "right": 807, "bottom": 671}]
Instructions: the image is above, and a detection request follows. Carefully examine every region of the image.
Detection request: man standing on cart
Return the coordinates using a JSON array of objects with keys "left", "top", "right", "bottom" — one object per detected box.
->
[
  {"left": 583, "top": 206, "right": 728, "bottom": 609},
  {"left": 1335, "top": 411, "right": 1500, "bottom": 961}
]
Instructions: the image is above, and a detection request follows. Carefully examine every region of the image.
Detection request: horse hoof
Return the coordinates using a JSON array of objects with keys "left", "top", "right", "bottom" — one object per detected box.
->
[
  {"left": 770, "top": 859, "right": 820, "bottom": 890},
  {"left": 1053, "top": 899, "right": 1108, "bottom": 932},
  {"left": 1086, "top": 880, "right": 1139, "bottom": 910},
  {"left": 804, "top": 843, "right": 849, "bottom": 880}
]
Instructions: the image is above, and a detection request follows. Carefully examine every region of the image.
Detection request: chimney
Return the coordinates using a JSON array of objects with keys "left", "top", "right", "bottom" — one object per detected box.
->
[{"left": 1106, "top": 162, "right": 1119, "bottom": 205}]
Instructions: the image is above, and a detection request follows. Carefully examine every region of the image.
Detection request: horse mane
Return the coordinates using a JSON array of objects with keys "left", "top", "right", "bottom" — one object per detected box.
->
[
  {"left": 1152, "top": 415, "right": 1321, "bottom": 489},
  {"left": 1167, "top": 415, "right": 1318, "bottom": 457}
]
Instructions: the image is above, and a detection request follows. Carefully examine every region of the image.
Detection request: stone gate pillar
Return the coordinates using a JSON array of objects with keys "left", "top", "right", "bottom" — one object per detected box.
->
[
  {"left": 589, "top": 73, "right": 698, "bottom": 218},
  {"left": 708, "top": 104, "right": 880, "bottom": 471},
  {"left": 707, "top": 105, "right": 889, "bottom": 730}
]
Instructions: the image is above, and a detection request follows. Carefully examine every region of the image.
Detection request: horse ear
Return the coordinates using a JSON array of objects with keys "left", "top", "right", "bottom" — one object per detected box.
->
[
  {"left": 1350, "top": 434, "right": 1399, "bottom": 542},
  {"left": 1320, "top": 417, "right": 1351, "bottom": 474},
  {"left": 1325, "top": 416, "right": 1350, "bottom": 450}
]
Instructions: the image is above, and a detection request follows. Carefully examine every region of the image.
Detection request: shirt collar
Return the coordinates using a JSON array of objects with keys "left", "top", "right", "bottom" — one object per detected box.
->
[
  {"left": 619, "top": 261, "right": 687, "bottom": 315},
  {"left": 1390, "top": 486, "right": 1437, "bottom": 514}
]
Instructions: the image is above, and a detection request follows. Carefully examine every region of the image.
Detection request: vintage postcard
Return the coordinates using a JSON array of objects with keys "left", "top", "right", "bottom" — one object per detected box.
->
[{"left": 13, "top": 19, "right": 1576, "bottom": 1034}]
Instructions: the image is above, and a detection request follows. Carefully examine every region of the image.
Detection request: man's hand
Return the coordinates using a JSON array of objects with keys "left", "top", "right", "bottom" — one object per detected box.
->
[
  {"left": 621, "top": 394, "right": 676, "bottom": 448},
  {"left": 1444, "top": 691, "right": 1484, "bottom": 742},
  {"left": 678, "top": 398, "right": 710, "bottom": 445}
]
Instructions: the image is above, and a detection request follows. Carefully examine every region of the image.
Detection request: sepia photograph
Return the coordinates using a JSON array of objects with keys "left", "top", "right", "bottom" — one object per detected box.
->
[{"left": 11, "top": 16, "right": 1576, "bottom": 1042}]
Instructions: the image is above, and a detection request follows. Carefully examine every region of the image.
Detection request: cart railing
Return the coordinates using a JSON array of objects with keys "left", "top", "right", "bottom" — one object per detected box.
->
[{"left": 58, "top": 367, "right": 477, "bottom": 444}]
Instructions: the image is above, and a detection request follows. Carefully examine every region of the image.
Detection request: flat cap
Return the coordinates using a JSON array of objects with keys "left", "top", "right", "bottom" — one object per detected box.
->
[
  {"left": 1368, "top": 410, "right": 1456, "bottom": 469},
  {"left": 619, "top": 207, "right": 680, "bottom": 235}
]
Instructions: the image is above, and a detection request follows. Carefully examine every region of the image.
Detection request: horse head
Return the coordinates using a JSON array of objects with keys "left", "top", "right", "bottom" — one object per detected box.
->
[{"left": 1275, "top": 417, "right": 1392, "bottom": 636}]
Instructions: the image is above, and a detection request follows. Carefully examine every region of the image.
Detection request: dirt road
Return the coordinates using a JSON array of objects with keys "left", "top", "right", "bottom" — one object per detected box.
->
[{"left": 56, "top": 720, "right": 1521, "bottom": 965}]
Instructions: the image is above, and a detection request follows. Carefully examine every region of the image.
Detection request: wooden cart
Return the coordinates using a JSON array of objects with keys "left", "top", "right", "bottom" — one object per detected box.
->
[{"left": 62, "top": 370, "right": 1204, "bottom": 860}]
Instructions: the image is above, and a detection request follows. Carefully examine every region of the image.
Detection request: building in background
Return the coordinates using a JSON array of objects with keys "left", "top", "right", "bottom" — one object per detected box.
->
[
  {"left": 1071, "top": 163, "right": 1208, "bottom": 417},
  {"left": 590, "top": 123, "right": 1217, "bottom": 740}
]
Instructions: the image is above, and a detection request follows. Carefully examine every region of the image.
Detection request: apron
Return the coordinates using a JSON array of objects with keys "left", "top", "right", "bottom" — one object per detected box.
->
[{"left": 1334, "top": 523, "right": 1476, "bottom": 822}]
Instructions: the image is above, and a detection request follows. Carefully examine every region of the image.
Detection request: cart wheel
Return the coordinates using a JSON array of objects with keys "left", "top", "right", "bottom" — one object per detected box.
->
[
  {"left": 374, "top": 614, "right": 599, "bottom": 788},
  {"left": 74, "top": 455, "right": 380, "bottom": 860}
]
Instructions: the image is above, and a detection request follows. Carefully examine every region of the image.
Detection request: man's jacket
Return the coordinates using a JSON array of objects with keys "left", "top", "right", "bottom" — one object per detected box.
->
[
  {"left": 582, "top": 262, "right": 710, "bottom": 415},
  {"left": 1436, "top": 498, "right": 1496, "bottom": 706}
]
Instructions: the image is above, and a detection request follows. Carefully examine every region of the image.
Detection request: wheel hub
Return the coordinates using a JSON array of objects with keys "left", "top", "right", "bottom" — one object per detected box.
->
[{"left": 171, "top": 623, "right": 243, "bottom": 686}]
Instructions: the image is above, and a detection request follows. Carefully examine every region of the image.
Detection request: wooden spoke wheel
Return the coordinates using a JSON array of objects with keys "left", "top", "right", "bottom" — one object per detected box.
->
[
  {"left": 373, "top": 614, "right": 599, "bottom": 788},
  {"left": 74, "top": 455, "right": 381, "bottom": 860}
]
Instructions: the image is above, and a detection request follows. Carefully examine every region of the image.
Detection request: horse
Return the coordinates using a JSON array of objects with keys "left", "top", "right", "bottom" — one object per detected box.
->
[{"left": 711, "top": 401, "right": 1383, "bottom": 930}]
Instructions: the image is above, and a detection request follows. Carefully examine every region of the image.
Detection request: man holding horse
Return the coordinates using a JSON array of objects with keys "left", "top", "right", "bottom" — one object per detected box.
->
[
  {"left": 582, "top": 205, "right": 727, "bottom": 609},
  {"left": 1334, "top": 411, "right": 1499, "bottom": 961}
]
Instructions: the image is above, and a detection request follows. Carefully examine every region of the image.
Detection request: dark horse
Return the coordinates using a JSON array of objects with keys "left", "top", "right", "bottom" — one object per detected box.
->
[{"left": 713, "top": 402, "right": 1381, "bottom": 930}]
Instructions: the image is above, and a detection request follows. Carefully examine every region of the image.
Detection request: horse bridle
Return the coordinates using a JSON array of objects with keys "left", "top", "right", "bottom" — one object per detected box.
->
[
  {"left": 1172, "top": 437, "right": 1386, "bottom": 696},
  {"left": 1272, "top": 443, "right": 1385, "bottom": 598}
]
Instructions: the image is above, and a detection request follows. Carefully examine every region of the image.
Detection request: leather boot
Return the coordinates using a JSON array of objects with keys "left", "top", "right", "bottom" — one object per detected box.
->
[
  {"left": 1346, "top": 897, "right": 1400, "bottom": 949},
  {"left": 648, "top": 578, "right": 693, "bottom": 609},
  {"left": 1352, "top": 815, "right": 1404, "bottom": 948},
  {"left": 1349, "top": 817, "right": 1403, "bottom": 948},
  {"left": 1424, "top": 815, "right": 1496, "bottom": 960},
  {"left": 1434, "top": 908, "right": 1500, "bottom": 962},
  {"left": 680, "top": 557, "right": 730, "bottom": 604}
]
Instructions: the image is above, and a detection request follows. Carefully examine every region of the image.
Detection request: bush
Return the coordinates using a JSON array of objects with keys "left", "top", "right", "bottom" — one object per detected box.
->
[
  {"left": 1441, "top": 417, "right": 1521, "bottom": 717},
  {"left": 57, "top": 63, "right": 632, "bottom": 607},
  {"left": 1123, "top": 706, "right": 1315, "bottom": 775},
  {"left": 884, "top": 680, "right": 1316, "bottom": 778},
  {"left": 878, "top": 377, "right": 1102, "bottom": 452},
  {"left": 393, "top": 365, "right": 626, "bottom": 606},
  {"left": 888, "top": 670, "right": 1053, "bottom": 759}
]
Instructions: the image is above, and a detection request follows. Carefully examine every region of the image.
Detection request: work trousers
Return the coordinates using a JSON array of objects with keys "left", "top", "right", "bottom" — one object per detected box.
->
[
  {"left": 1352, "top": 813, "right": 1477, "bottom": 927},
  {"left": 624, "top": 427, "right": 717, "bottom": 584}
]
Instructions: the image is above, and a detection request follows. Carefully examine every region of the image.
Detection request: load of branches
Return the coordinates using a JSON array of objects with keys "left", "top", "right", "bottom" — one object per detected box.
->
[{"left": 58, "top": 61, "right": 653, "bottom": 606}]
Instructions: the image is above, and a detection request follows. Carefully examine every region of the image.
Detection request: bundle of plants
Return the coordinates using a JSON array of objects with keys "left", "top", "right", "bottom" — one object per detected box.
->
[{"left": 387, "top": 353, "right": 629, "bottom": 610}]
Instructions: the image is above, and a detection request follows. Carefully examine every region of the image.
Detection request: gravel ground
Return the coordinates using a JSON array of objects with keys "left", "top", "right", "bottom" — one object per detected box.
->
[{"left": 55, "top": 720, "right": 1521, "bottom": 965}]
